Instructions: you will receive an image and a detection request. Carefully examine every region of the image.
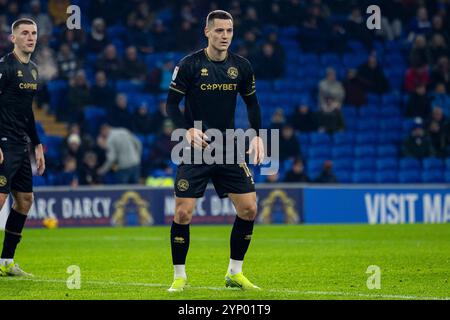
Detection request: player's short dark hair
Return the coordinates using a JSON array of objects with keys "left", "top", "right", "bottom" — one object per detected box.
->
[
  {"left": 11, "top": 18, "right": 37, "bottom": 33},
  {"left": 206, "top": 10, "right": 233, "bottom": 27}
]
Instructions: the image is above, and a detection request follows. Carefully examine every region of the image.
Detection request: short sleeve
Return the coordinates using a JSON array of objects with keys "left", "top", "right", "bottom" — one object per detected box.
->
[
  {"left": 169, "top": 59, "right": 191, "bottom": 95},
  {"left": 239, "top": 60, "right": 256, "bottom": 97}
]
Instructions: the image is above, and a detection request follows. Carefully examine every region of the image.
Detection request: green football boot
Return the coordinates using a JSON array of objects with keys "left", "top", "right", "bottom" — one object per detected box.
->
[
  {"left": 225, "top": 272, "right": 261, "bottom": 290},
  {"left": 0, "top": 262, "right": 33, "bottom": 277},
  {"left": 168, "top": 277, "right": 187, "bottom": 292}
]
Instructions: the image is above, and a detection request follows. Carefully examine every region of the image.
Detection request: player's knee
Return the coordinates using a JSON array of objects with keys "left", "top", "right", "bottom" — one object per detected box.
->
[
  {"left": 15, "top": 193, "right": 34, "bottom": 213},
  {"left": 175, "top": 207, "right": 193, "bottom": 224},
  {"left": 240, "top": 203, "right": 257, "bottom": 221}
]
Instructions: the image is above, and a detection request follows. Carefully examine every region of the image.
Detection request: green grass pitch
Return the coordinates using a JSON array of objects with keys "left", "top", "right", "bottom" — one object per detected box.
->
[{"left": 0, "top": 224, "right": 449, "bottom": 300}]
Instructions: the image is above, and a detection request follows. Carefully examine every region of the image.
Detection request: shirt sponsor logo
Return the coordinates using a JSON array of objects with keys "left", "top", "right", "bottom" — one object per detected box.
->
[
  {"left": 201, "top": 68, "right": 208, "bottom": 76},
  {"left": 17, "top": 70, "right": 23, "bottom": 77},
  {"left": 19, "top": 82, "right": 38, "bottom": 90},
  {"left": 200, "top": 83, "right": 237, "bottom": 91}
]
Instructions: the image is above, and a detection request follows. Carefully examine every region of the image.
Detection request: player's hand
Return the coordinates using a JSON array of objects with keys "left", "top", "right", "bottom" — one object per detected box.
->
[
  {"left": 0, "top": 148, "right": 3, "bottom": 165},
  {"left": 34, "top": 144, "right": 46, "bottom": 176},
  {"left": 186, "top": 128, "right": 209, "bottom": 150},
  {"left": 247, "top": 136, "right": 265, "bottom": 165}
]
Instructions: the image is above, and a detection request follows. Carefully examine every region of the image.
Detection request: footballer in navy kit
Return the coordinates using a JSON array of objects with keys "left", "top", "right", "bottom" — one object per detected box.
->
[
  {"left": 0, "top": 18, "right": 45, "bottom": 277},
  {"left": 166, "top": 10, "right": 264, "bottom": 292}
]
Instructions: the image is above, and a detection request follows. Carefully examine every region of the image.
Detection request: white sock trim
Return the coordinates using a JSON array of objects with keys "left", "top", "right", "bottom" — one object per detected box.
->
[
  {"left": 227, "top": 259, "right": 243, "bottom": 275},
  {"left": 0, "top": 258, "right": 14, "bottom": 266},
  {"left": 174, "top": 264, "right": 187, "bottom": 280}
]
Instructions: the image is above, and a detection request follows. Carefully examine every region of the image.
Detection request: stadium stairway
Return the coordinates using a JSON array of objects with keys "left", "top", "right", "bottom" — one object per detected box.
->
[{"left": 33, "top": 106, "right": 68, "bottom": 137}]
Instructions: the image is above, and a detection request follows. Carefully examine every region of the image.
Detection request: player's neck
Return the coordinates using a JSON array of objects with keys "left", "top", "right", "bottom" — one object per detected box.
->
[
  {"left": 206, "top": 46, "right": 227, "bottom": 62},
  {"left": 13, "top": 48, "right": 31, "bottom": 64}
]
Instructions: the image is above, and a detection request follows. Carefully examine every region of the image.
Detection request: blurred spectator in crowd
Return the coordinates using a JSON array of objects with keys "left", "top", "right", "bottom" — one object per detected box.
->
[
  {"left": 343, "top": 68, "right": 366, "bottom": 107},
  {"left": 284, "top": 158, "right": 310, "bottom": 183},
  {"left": 132, "top": 103, "right": 153, "bottom": 135},
  {"left": 425, "top": 107, "right": 448, "bottom": 157},
  {"left": 97, "top": 124, "right": 142, "bottom": 184},
  {"left": 319, "top": 67, "right": 345, "bottom": 110},
  {"left": 23, "top": 0, "right": 53, "bottom": 39},
  {"left": 56, "top": 43, "right": 79, "bottom": 80},
  {"left": 4, "top": 1, "right": 19, "bottom": 25},
  {"left": 78, "top": 151, "right": 101, "bottom": 185},
  {"left": 126, "top": 17, "right": 154, "bottom": 54},
  {"left": 146, "top": 59, "right": 175, "bottom": 93},
  {"left": 0, "top": 15, "right": 10, "bottom": 57},
  {"left": 88, "top": 0, "right": 125, "bottom": 25},
  {"left": 56, "top": 156, "right": 79, "bottom": 187},
  {"left": 290, "top": 104, "right": 318, "bottom": 132},
  {"left": 60, "top": 29, "right": 86, "bottom": 57},
  {"left": 317, "top": 106, "right": 345, "bottom": 133},
  {"left": 279, "top": 124, "right": 301, "bottom": 162},
  {"left": 147, "top": 119, "right": 178, "bottom": 170},
  {"left": 407, "top": 6, "right": 431, "bottom": 41},
  {"left": 121, "top": 46, "right": 147, "bottom": 81},
  {"left": 409, "top": 35, "right": 429, "bottom": 68},
  {"left": 430, "top": 56, "right": 450, "bottom": 92},
  {"left": 96, "top": 44, "right": 122, "bottom": 80},
  {"left": 427, "top": 15, "right": 449, "bottom": 44},
  {"left": 175, "top": 20, "right": 198, "bottom": 52},
  {"left": 404, "top": 64, "right": 430, "bottom": 93},
  {"left": 402, "top": 118, "right": 435, "bottom": 158},
  {"left": 265, "top": 172, "right": 280, "bottom": 183},
  {"left": 431, "top": 83, "right": 450, "bottom": 117},
  {"left": 357, "top": 53, "right": 390, "bottom": 94},
  {"left": 254, "top": 42, "right": 284, "bottom": 79},
  {"left": 90, "top": 70, "right": 116, "bottom": 108},
  {"left": 35, "top": 46, "right": 58, "bottom": 82},
  {"left": 48, "top": 0, "right": 70, "bottom": 26},
  {"left": 66, "top": 70, "right": 91, "bottom": 123},
  {"left": 346, "top": 6, "right": 373, "bottom": 49},
  {"left": 107, "top": 93, "right": 133, "bottom": 130},
  {"left": 428, "top": 34, "right": 448, "bottom": 65},
  {"left": 270, "top": 108, "right": 286, "bottom": 130},
  {"left": 315, "top": 160, "right": 337, "bottom": 183},
  {"left": 87, "top": 17, "right": 109, "bottom": 54},
  {"left": 127, "top": 1, "right": 155, "bottom": 31},
  {"left": 150, "top": 101, "right": 169, "bottom": 134},
  {"left": 239, "top": 6, "right": 261, "bottom": 35},
  {"left": 405, "top": 84, "right": 431, "bottom": 119},
  {"left": 298, "top": 3, "right": 329, "bottom": 53},
  {"left": 152, "top": 19, "right": 172, "bottom": 52},
  {"left": 242, "top": 31, "right": 259, "bottom": 62},
  {"left": 61, "top": 133, "right": 84, "bottom": 166}
]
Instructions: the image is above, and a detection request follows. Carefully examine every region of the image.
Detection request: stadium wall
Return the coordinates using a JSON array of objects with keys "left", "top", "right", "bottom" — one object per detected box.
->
[{"left": 0, "top": 185, "right": 449, "bottom": 230}]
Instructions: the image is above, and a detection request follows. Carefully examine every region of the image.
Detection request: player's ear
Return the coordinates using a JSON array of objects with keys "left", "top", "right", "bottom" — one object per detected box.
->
[
  {"left": 204, "top": 26, "right": 209, "bottom": 39},
  {"left": 9, "top": 33, "right": 15, "bottom": 44}
]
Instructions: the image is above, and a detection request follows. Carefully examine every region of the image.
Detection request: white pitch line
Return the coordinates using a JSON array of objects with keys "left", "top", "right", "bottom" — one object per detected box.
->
[{"left": 2, "top": 277, "right": 449, "bottom": 300}]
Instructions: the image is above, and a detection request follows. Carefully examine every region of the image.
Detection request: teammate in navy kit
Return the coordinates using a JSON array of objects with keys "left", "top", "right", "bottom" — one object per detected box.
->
[
  {"left": 0, "top": 18, "right": 45, "bottom": 277},
  {"left": 166, "top": 10, "right": 264, "bottom": 292}
]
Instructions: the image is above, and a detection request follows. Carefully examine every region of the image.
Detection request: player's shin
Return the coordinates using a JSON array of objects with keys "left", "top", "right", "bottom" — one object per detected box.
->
[
  {"left": 170, "top": 221, "right": 190, "bottom": 280},
  {"left": 228, "top": 215, "right": 255, "bottom": 275},
  {"left": 1, "top": 208, "right": 28, "bottom": 261}
]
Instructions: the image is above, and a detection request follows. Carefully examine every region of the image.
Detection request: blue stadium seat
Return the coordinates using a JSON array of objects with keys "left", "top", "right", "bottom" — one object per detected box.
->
[
  {"left": 116, "top": 80, "right": 144, "bottom": 93},
  {"left": 306, "top": 159, "right": 324, "bottom": 173},
  {"left": 355, "top": 133, "right": 377, "bottom": 144},
  {"left": 377, "top": 132, "right": 400, "bottom": 144},
  {"left": 398, "top": 170, "right": 421, "bottom": 183},
  {"left": 376, "top": 158, "right": 398, "bottom": 171},
  {"left": 422, "top": 170, "right": 445, "bottom": 183},
  {"left": 308, "top": 146, "right": 331, "bottom": 159},
  {"left": 358, "top": 106, "right": 379, "bottom": 118},
  {"left": 352, "top": 171, "right": 374, "bottom": 183},
  {"left": 335, "top": 170, "right": 351, "bottom": 183},
  {"left": 379, "top": 118, "right": 402, "bottom": 131},
  {"left": 381, "top": 93, "right": 400, "bottom": 105},
  {"left": 422, "top": 158, "right": 444, "bottom": 171},
  {"left": 399, "top": 158, "right": 421, "bottom": 170},
  {"left": 33, "top": 176, "right": 47, "bottom": 186},
  {"left": 83, "top": 106, "right": 107, "bottom": 136},
  {"left": 380, "top": 106, "right": 401, "bottom": 118},
  {"left": 354, "top": 159, "right": 375, "bottom": 171},
  {"left": 296, "top": 133, "right": 309, "bottom": 146},
  {"left": 332, "top": 132, "right": 354, "bottom": 146},
  {"left": 375, "top": 171, "right": 398, "bottom": 183},
  {"left": 332, "top": 145, "right": 353, "bottom": 158},
  {"left": 309, "top": 132, "right": 331, "bottom": 146},
  {"left": 342, "top": 107, "right": 357, "bottom": 119},
  {"left": 445, "top": 171, "right": 450, "bottom": 183},
  {"left": 354, "top": 145, "right": 376, "bottom": 158},
  {"left": 446, "top": 158, "right": 450, "bottom": 170},
  {"left": 333, "top": 159, "right": 353, "bottom": 171},
  {"left": 356, "top": 120, "right": 379, "bottom": 131},
  {"left": 377, "top": 145, "right": 398, "bottom": 157}
]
